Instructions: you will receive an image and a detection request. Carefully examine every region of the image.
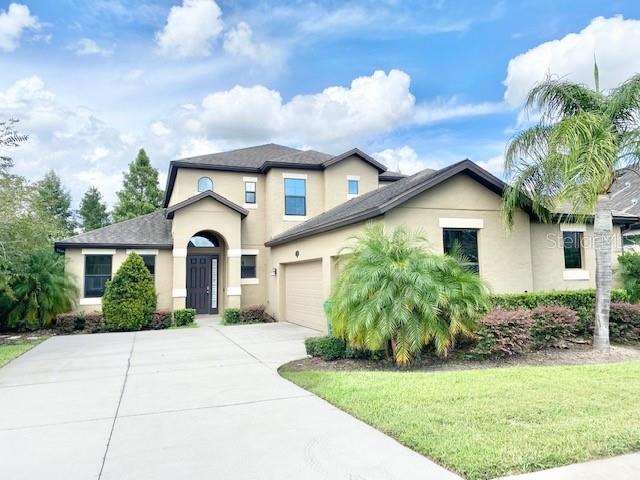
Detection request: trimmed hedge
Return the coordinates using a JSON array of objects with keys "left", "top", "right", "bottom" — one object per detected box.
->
[
  {"left": 174, "top": 308, "right": 196, "bottom": 326},
  {"left": 84, "top": 312, "right": 105, "bottom": 333},
  {"left": 103, "top": 253, "right": 156, "bottom": 331},
  {"left": 305, "top": 336, "right": 347, "bottom": 360},
  {"left": 491, "top": 289, "right": 629, "bottom": 311},
  {"left": 474, "top": 309, "right": 534, "bottom": 357},
  {"left": 222, "top": 308, "right": 241, "bottom": 324},
  {"left": 146, "top": 310, "right": 173, "bottom": 330},
  {"left": 530, "top": 305, "right": 578, "bottom": 349},
  {"left": 222, "top": 305, "right": 269, "bottom": 325},
  {"left": 55, "top": 312, "right": 84, "bottom": 334},
  {"left": 609, "top": 303, "right": 640, "bottom": 343}
]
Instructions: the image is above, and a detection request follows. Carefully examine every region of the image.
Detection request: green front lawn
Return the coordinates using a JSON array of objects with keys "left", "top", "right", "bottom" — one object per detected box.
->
[
  {"left": 283, "top": 362, "right": 640, "bottom": 480},
  {"left": 0, "top": 339, "right": 44, "bottom": 368}
]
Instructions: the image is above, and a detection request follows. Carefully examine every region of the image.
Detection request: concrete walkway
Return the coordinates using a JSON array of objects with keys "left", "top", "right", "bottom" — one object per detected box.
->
[
  {"left": 0, "top": 317, "right": 460, "bottom": 480},
  {"left": 496, "top": 452, "right": 640, "bottom": 480}
]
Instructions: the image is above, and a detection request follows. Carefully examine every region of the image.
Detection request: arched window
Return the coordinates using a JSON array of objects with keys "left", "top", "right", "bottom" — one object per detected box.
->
[
  {"left": 188, "top": 232, "right": 220, "bottom": 248},
  {"left": 197, "top": 176, "right": 213, "bottom": 192}
]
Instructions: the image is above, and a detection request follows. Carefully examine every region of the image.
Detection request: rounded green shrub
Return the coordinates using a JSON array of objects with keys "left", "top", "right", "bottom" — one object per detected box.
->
[
  {"left": 305, "top": 335, "right": 347, "bottom": 360},
  {"left": 102, "top": 253, "right": 156, "bottom": 331},
  {"left": 174, "top": 308, "right": 196, "bottom": 326}
]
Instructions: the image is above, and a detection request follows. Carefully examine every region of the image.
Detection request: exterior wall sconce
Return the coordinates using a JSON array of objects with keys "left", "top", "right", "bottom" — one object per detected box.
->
[{"left": 271, "top": 267, "right": 277, "bottom": 276}]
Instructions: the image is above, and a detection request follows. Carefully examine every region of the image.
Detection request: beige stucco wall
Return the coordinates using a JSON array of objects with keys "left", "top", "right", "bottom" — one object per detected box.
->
[
  {"left": 170, "top": 196, "right": 242, "bottom": 310},
  {"left": 323, "top": 155, "right": 380, "bottom": 210},
  {"left": 269, "top": 172, "right": 630, "bottom": 322},
  {"left": 63, "top": 247, "right": 173, "bottom": 313},
  {"left": 530, "top": 222, "right": 623, "bottom": 290}
]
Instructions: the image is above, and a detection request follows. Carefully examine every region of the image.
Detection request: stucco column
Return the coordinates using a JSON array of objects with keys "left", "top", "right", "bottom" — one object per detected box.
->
[
  {"left": 226, "top": 249, "right": 242, "bottom": 309},
  {"left": 172, "top": 248, "right": 187, "bottom": 310}
]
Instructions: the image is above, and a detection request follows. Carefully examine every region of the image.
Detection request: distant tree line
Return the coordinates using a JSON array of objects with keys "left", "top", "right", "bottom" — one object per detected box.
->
[{"left": 0, "top": 118, "right": 164, "bottom": 330}]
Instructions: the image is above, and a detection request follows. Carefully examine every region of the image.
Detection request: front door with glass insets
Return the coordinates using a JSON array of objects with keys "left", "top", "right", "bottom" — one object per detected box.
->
[{"left": 186, "top": 254, "right": 219, "bottom": 314}]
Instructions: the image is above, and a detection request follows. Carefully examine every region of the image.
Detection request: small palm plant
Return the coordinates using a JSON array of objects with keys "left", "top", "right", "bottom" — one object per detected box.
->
[
  {"left": 329, "top": 224, "right": 490, "bottom": 366},
  {"left": 503, "top": 65, "right": 640, "bottom": 348},
  {"left": 4, "top": 248, "right": 77, "bottom": 330}
]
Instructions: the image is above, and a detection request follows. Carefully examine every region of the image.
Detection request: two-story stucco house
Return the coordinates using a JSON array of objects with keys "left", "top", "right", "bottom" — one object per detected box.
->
[{"left": 54, "top": 143, "right": 638, "bottom": 331}]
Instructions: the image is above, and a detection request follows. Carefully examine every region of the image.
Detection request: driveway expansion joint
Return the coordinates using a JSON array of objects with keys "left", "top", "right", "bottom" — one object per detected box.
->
[{"left": 98, "top": 332, "right": 136, "bottom": 480}]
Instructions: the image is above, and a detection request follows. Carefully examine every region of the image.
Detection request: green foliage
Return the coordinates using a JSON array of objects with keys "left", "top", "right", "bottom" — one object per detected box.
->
[
  {"left": 102, "top": 253, "right": 156, "bottom": 331},
  {"left": 173, "top": 308, "right": 196, "bottom": 326},
  {"left": 222, "top": 307, "right": 241, "bottom": 325},
  {"left": 284, "top": 363, "right": 640, "bottom": 480},
  {"left": 305, "top": 336, "right": 347, "bottom": 360},
  {"left": 329, "top": 224, "right": 491, "bottom": 366},
  {"left": 1, "top": 249, "right": 77, "bottom": 331},
  {"left": 79, "top": 186, "right": 110, "bottom": 232},
  {"left": 34, "top": 170, "right": 75, "bottom": 235},
  {"left": 618, "top": 252, "right": 640, "bottom": 302},
  {"left": 491, "top": 288, "right": 629, "bottom": 311},
  {"left": 113, "top": 149, "right": 163, "bottom": 223}
]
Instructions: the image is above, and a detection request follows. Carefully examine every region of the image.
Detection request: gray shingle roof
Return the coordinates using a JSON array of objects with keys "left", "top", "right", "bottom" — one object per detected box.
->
[
  {"left": 54, "top": 210, "right": 173, "bottom": 249},
  {"left": 611, "top": 169, "right": 640, "bottom": 217},
  {"left": 165, "top": 190, "right": 249, "bottom": 219},
  {"left": 164, "top": 143, "right": 388, "bottom": 207},
  {"left": 379, "top": 170, "right": 411, "bottom": 181},
  {"left": 266, "top": 160, "right": 640, "bottom": 247},
  {"left": 266, "top": 161, "right": 476, "bottom": 247}
]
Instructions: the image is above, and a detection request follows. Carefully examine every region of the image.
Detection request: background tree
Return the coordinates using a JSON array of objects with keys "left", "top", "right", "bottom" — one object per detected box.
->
[
  {"left": 113, "top": 148, "right": 163, "bottom": 223},
  {"left": 329, "top": 224, "right": 490, "bottom": 366},
  {"left": 34, "top": 170, "right": 75, "bottom": 235},
  {"left": 79, "top": 186, "right": 110, "bottom": 231},
  {"left": 502, "top": 66, "right": 640, "bottom": 349}
]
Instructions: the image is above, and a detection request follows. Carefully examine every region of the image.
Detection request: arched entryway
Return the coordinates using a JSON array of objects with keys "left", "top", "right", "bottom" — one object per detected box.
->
[{"left": 186, "top": 231, "right": 226, "bottom": 314}]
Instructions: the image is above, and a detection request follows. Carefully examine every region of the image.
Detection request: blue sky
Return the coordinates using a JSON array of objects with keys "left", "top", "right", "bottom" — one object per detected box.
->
[{"left": 2, "top": 0, "right": 640, "bottom": 206}]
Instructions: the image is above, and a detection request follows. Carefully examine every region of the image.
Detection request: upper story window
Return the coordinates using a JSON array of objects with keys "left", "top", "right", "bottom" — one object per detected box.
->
[
  {"left": 443, "top": 228, "right": 479, "bottom": 274},
  {"left": 284, "top": 178, "right": 306, "bottom": 216},
  {"left": 141, "top": 255, "right": 156, "bottom": 281},
  {"left": 84, "top": 255, "right": 112, "bottom": 298},
  {"left": 348, "top": 179, "right": 359, "bottom": 195},
  {"left": 562, "top": 231, "right": 583, "bottom": 269},
  {"left": 197, "top": 176, "right": 213, "bottom": 192},
  {"left": 245, "top": 181, "right": 256, "bottom": 204}
]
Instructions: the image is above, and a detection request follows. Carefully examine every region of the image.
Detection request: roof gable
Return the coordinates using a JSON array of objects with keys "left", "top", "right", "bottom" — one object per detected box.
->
[{"left": 165, "top": 190, "right": 249, "bottom": 219}]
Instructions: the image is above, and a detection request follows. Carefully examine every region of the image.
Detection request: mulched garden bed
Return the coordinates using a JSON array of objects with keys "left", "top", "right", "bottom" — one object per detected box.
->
[{"left": 281, "top": 342, "right": 640, "bottom": 373}]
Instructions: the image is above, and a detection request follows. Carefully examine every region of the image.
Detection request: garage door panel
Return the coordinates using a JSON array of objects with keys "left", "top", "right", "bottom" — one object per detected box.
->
[{"left": 284, "top": 260, "right": 326, "bottom": 332}]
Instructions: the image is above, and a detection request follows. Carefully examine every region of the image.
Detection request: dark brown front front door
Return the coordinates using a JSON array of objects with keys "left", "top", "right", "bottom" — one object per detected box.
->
[{"left": 186, "top": 255, "right": 219, "bottom": 314}]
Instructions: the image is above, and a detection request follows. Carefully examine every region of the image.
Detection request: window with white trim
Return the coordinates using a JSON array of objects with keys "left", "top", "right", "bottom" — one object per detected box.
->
[
  {"left": 348, "top": 179, "right": 359, "bottom": 195},
  {"left": 84, "top": 255, "right": 112, "bottom": 298},
  {"left": 245, "top": 181, "right": 256, "bottom": 204},
  {"left": 197, "top": 176, "right": 213, "bottom": 192},
  {"left": 241, "top": 255, "right": 257, "bottom": 278},
  {"left": 562, "top": 231, "right": 583, "bottom": 269},
  {"left": 284, "top": 178, "right": 306, "bottom": 216}
]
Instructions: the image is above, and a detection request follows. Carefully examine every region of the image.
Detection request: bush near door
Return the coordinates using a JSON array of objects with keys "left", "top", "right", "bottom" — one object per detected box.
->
[
  {"left": 173, "top": 308, "right": 196, "bottom": 326},
  {"left": 222, "top": 305, "right": 269, "bottom": 325}
]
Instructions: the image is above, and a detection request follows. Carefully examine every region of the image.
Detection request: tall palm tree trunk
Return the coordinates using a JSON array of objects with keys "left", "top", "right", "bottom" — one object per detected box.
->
[{"left": 593, "top": 194, "right": 612, "bottom": 349}]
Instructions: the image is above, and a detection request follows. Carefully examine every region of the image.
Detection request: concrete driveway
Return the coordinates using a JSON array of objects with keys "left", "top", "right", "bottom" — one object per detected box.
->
[{"left": 0, "top": 318, "right": 460, "bottom": 480}]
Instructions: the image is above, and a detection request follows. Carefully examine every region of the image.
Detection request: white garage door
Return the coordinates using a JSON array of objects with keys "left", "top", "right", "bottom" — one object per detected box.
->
[{"left": 284, "top": 260, "right": 326, "bottom": 331}]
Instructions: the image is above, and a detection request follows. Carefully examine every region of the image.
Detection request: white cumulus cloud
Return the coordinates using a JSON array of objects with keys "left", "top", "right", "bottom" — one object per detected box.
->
[
  {"left": 373, "top": 146, "right": 432, "bottom": 174},
  {"left": 223, "top": 21, "right": 279, "bottom": 65},
  {"left": 0, "top": 3, "right": 40, "bottom": 52},
  {"left": 155, "top": 0, "right": 223, "bottom": 58},
  {"left": 70, "top": 38, "right": 114, "bottom": 57},
  {"left": 504, "top": 16, "right": 640, "bottom": 107},
  {"left": 414, "top": 97, "right": 506, "bottom": 124},
  {"left": 184, "top": 69, "right": 415, "bottom": 148}
]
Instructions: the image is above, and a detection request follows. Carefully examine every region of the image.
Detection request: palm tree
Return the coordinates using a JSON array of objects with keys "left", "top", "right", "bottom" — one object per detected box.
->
[
  {"left": 328, "top": 224, "right": 490, "bottom": 366},
  {"left": 502, "top": 65, "right": 640, "bottom": 349}
]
